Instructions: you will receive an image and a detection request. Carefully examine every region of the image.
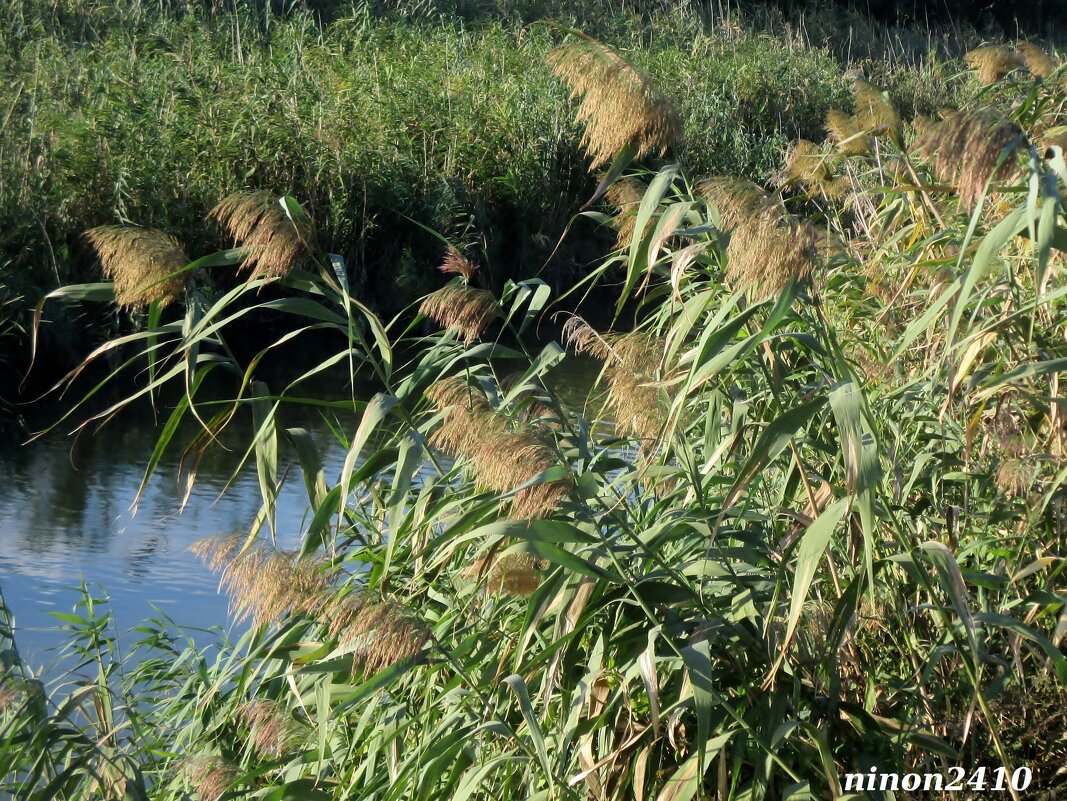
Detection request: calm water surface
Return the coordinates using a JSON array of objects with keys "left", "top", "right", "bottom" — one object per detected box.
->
[{"left": 0, "top": 359, "right": 600, "bottom": 673}]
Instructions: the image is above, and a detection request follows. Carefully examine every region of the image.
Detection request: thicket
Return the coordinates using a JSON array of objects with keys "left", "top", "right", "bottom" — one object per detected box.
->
[{"left": 3, "top": 20, "right": 1067, "bottom": 801}]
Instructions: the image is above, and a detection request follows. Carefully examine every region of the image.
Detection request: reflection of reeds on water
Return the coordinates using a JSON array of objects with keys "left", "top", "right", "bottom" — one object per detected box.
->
[{"left": 427, "top": 377, "right": 570, "bottom": 518}]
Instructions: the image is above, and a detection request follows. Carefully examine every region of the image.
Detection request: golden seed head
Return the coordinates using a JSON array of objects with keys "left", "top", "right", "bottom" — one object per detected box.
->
[
  {"left": 726, "top": 207, "right": 818, "bottom": 300},
  {"left": 84, "top": 225, "right": 187, "bottom": 309},
  {"left": 419, "top": 283, "right": 500, "bottom": 344},
  {"left": 1017, "top": 42, "right": 1057, "bottom": 79},
  {"left": 323, "top": 594, "right": 430, "bottom": 675},
  {"left": 605, "top": 176, "right": 647, "bottom": 249},
  {"left": 549, "top": 37, "right": 681, "bottom": 169},
  {"left": 918, "top": 110, "right": 1025, "bottom": 208},
  {"left": 210, "top": 191, "right": 313, "bottom": 279},
  {"left": 560, "top": 315, "right": 611, "bottom": 359},
  {"left": 852, "top": 80, "right": 903, "bottom": 143},
  {"left": 239, "top": 699, "right": 303, "bottom": 759},
  {"left": 464, "top": 552, "right": 547, "bottom": 596},
  {"left": 825, "top": 110, "right": 872, "bottom": 156},
  {"left": 695, "top": 176, "right": 779, "bottom": 230},
  {"left": 427, "top": 378, "right": 569, "bottom": 517},
  {"left": 182, "top": 756, "right": 239, "bottom": 801},
  {"left": 995, "top": 458, "right": 1029, "bottom": 497},
  {"left": 780, "top": 140, "right": 848, "bottom": 200},
  {"left": 964, "top": 46, "right": 1026, "bottom": 84},
  {"left": 437, "top": 246, "right": 480, "bottom": 282}
]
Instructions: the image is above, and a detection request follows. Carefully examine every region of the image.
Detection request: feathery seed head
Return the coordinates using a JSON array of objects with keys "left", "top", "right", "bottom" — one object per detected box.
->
[
  {"left": 825, "top": 110, "right": 872, "bottom": 156},
  {"left": 210, "top": 191, "right": 313, "bottom": 279},
  {"left": 239, "top": 699, "right": 303, "bottom": 759},
  {"left": 182, "top": 756, "right": 239, "bottom": 801},
  {"left": 324, "top": 595, "right": 430, "bottom": 675},
  {"left": 1018, "top": 42, "right": 1057, "bottom": 78},
  {"left": 420, "top": 282, "right": 500, "bottom": 344},
  {"left": 695, "top": 177, "right": 778, "bottom": 230},
  {"left": 605, "top": 176, "right": 647, "bottom": 249},
  {"left": 549, "top": 37, "right": 681, "bottom": 169},
  {"left": 464, "top": 552, "right": 546, "bottom": 596},
  {"left": 727, "top": 207, "right": 818, "bottom": 299},
  {"left": 85, "top": 226, "right": 187, "bottom": 309},
  {"left": 437, "top": 246, "right": 480, "bottom": 282},
  {"left": 852, "top": 80, "right": 903, "bottom": 143},
  {"left": 780, "top": 140, "right": 848, "bottom": 199},
  {"left": 964, "top": 46, "right": 1026, "bottom": 84},
  {"left": 919, "top": 110, "right": 1026, "bottom": 208},
  {"left": 996, "top": 458, "right": 1029, "bottom": 497}
]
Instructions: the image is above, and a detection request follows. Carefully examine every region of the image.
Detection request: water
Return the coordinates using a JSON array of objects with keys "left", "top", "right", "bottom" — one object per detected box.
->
[{"left": 0, "top": 357, "right": 601, "bottom": 674}]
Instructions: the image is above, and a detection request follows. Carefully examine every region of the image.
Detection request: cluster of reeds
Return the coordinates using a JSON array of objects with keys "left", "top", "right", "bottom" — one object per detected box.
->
[
  {"left": 562, "top": 318, "right": 669, "bottom": 445},
  {"left": 462, "top": 552, "right": 546, "bottom": 596},
  {"left": 210, "top": 191, "right": 313, "bottom": 279},
  {"left": 964, "top": 45, "right": 1027, "bottom": 84},
  {"left": 419, "top": 281, "right": 500, "bottom": 344},
  {"left": 426, "top": 377, "right": 569, "bottom": 517},
  {"left": 779, "top": 139, "right": 849, "bottom": 199},
  {"left": 84, "top": 225, "right": 187, "bottom": 308},
  {"left": 918, "top": 110, "right": 1026, "bottom": 208},
  {"left": 181, "top": 756, "right": 240, "bottom": 801},
  {"left": 189, "top": 536, "right": 429, "bottom": 673},
  {"left": 239, "top": 699, "right": 305, "bottom": 759},
  {"left": 548, "top": 36, "right": 680, "bottom": 169},
  {"left": 824, "top": 79, "right": 901, "bottom": 156},
  {"left": 695, "top": 177, "right": 779, "bottom": 229}
]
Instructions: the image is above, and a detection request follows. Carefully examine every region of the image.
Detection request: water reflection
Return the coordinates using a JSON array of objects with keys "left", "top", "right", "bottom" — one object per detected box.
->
[{"left": 0, "top": 356, "right": 601, "bottom": 672}]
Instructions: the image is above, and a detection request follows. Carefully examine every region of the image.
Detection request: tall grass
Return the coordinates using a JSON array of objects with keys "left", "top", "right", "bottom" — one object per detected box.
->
[{"left": 5, "top": 13, "right": 1067, "bottom": 801}]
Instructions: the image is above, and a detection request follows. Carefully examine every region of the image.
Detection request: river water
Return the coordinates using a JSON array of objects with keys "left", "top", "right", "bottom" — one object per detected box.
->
[{"left": 0, "top": 359, "right": 601, "bottom": 674}]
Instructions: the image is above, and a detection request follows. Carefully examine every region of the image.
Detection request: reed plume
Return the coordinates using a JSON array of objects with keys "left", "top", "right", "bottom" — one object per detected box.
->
[
  {"left": 437, "top": 246, "right": 479, "bottom": 282},
  {"left": 182, "top": 756, "right": 239, "bottom": 801},
  {"left": 918, "top": 110, "right": 1025, "bottom": 208},
  {"left": 964, "top": 46, "right": 1025, "bottom": 84},
  {"left": 191, "top": 537, "right": 431, "bottom": 674},
  {"left": 727, "top": 207, "right": 819, "bottom": 300},
  {"left": 605, "top": 176, "right": 646, "bottom": 249},
  {"left": 996, "top": 458, "right": 1029, "bottom": 497},
  {"left": 463, "top": 552, "right": 546, "bottom": 596},
  {"left": 562, "top": 319, "right": 668, "bottom": 445},
  {"left": 852, "top": 79, "right": 903, "bottom": 144},
  {"left": 825, "top": 109, "right": 872, "bottom": 156},
  {"left": 84, "top": 225, "right": 187, "bottom": 309},
  {"left": 780, "top": 140, "right": 848, "bottom": 200},
  {"left": 1018, "top": 42, "right": 1058, "bottom": 78},
  {"left": 420, "top": 282, "right": 500, "bottom": 344},
  {"left": 695, "top": 177, "right": 778, "bottom": 230},
  {"left": 548, "top": 36, "right": 681, "bottom": 169},
  {"left": 427, "top": 377, "right": 570, "bottom": 517},
  {"left": 322, "top": 594, "right": 431, "bottom": 675},
  {"left": 210, "top": 191, "right": 313, "bottom": 279},
  {"left": 239, "top": 699, "right": 304, "bottom": 759}
]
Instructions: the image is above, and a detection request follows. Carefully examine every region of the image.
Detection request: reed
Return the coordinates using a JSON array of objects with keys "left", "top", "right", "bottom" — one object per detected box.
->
[
  {"left": 84, "top": 226, "right": 187, "bottom": 308},
  {"left": 210, "top": 191, "right": 313, "bottom": 279}
]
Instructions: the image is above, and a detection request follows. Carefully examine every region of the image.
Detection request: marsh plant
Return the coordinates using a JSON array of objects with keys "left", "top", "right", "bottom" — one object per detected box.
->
[{"left": 4, "top": 28, "right": 1067, "bottom": 801}]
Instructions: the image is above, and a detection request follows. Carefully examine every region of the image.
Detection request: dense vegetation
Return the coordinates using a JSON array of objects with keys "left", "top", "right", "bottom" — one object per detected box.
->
[
  {"left": 2, "top": 6, "right": 1067, "bottom": 797},
  {"left": 2, "top": 0, "right": 1018, "bottom": 405}
]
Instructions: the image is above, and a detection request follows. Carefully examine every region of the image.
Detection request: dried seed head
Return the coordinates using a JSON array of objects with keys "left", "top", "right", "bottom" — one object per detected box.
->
[
  {"left": 695, "top": 177, "right": 779, "bottom": 230},
  {"left": 1017, "top": 42, "right": 1057, "bottom": 79},
  {"left": 727, "top": 207, "right": 818, "bottom": 300},
  {"left": 182, "top": 756, "right": 239, "bottom": 801},
  {"left": 996, "top": 458, "right": 1029, "bottom": 497},
  {"left": 239, "top": 699, "right": 303, "bottom": 759},
  {"left": 549, "top": 37, "right": 681, "bottom": 169},
  {"left": 919, "top": 110, "right": 1025, "bottom": 208},
  {"left": 438, "top": 246, "right": 479, "bottom": 282},
  {"left": 464, "top": 552, "right": 546, "bottom": 596},
  {"left": 852, "top": 80, "right": 903, "bottom": 144},
  {"left": 605, "top": 176, "right": 647, "bottom": 249},
  {"left": 210, "top": 191, "right": 313, "bottom": 279},
  {"left": 420, "top": 283, "right": 500, "bottom": 344},
  {"left": 964, "top": 46, "right": 1026, "bottom": 84},
  {"left": 190, "top": 538, "right": 333, "bottom": 629},
  {"left": 780, "top": 140, "right": 848, "bottom": 200},
  {"left": 84, "top": 226, "right": 187, "bottom": 309},
  {"left": 826, "top": 110, "right": 872, "bottom": 156},
  {"left": 323, "top": 595, "right": 430, "bottom": 675},
  {"left": 428, "top": 378, "right": 570, "bottom": 517}
]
